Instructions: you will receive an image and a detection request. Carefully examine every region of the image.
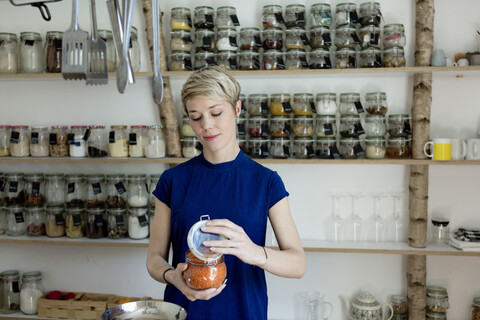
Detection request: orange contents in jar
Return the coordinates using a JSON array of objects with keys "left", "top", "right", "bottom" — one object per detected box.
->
[
  {"left": 183, "top": 250, "right": 227, "bottom": 290},
  {"left": 270, "top": 102, "right": 288, "bottom": 116}
]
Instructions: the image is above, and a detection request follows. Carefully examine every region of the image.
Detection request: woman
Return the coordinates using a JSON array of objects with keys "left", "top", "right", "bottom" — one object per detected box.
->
[{"left": 147, "top": 66, "right": 305, "bottom": 320}]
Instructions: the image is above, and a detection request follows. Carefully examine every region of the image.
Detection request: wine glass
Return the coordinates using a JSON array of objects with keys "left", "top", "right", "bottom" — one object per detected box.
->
[
  {"left": 387, "top": 193, "right": 406, "bottom": 243},
  {"left": 369, "top": 194, "right": 385, "bottom": 242},
  {"left": 326, "top": 194, "right": 345, "bottom": 242},
  {"left": 350, "top": 193, "right": 364, "bottom": 242}
]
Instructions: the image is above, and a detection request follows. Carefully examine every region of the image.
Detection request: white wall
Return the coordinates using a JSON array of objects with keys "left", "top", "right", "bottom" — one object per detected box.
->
[{"left": 0, "top": 0, "right": 479, "bottom": 319}]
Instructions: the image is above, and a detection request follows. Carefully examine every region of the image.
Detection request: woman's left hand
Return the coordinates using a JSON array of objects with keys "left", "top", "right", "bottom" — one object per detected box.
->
[{"left": 201, "top": 219, "right": 267, "bottom": 267}]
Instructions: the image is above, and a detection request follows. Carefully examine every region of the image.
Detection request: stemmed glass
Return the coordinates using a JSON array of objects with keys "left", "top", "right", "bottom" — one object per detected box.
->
[
  {"left": 351, "top": 193, "right": 364, "bottom": 242},
  {"left": 387, "top": 193, "right": 406, "bottom": 243},
  {"left": 327, "top": 194, "right": 344, "bottom": 242},
  {"left": 370, "top": 194, "right": 386, "bottom": 242}
]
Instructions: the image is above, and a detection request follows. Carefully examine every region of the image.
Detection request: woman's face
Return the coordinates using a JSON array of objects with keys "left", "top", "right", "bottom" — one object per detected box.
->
[{"left": 186, "top": 97, "right": 241, "bottom": 155}]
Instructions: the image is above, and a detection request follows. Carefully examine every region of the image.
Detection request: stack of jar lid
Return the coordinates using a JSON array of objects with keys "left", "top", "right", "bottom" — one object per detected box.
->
[
  {"left": 169, "top": 6, "right": 242, "bottom": 71},
  {"left": 0, "top": 171, "right": 160, "bottom": 240},
  {"left": 0, "top": 125, "right": 166, "bottom": 159},
  {"left": 426, "top": 286, "right": 449, "bottom": 319}
]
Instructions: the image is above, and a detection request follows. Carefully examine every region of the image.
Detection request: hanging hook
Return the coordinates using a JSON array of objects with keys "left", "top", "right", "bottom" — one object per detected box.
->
[{"left": 31, "top": 3, "right": 51, "bottom": 21}]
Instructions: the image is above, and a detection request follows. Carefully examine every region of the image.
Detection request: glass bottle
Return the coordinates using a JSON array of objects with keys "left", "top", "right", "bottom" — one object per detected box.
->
[
  {"left": 270, "top": 116, "right": 292, "bottom": 138},
  {"left": 365, "top": 137, "right": 386, "bottom": 159},
  {"left": 44, "top": 31, "right": 63, "bottom": 73},
  {"left": 315, "top": 115, "right": 337, "bottom": 138},
  {"left": 293, "top": 116, "right": 314, "bottom": 137},
  {"left": 146, "top": 125, "right": 166, "bottom": 158},
  {"left": 109, "top": 125, "right": 129, "bottom": 158},
  {"left": 359, "top": 25, "right": 380, "bottom": 48},
  {"left": 262, "top": 4, "right": 284, "bottom": 29},
  {"left": 262, "top": 28, "right": 283, "bottom": 50},
  {"left": 359, "top": 47, "right": 383, "bottom": 68},
  {"left": 391, "top": 295, "right": 407, "bottom": 316},
  {"left": 183, "top": 250, "right": 226, "bottom": 290},
  {"left": 285, "top": 4, "right": 306, "bottom": 28},
  {"left": 194, "top": 51, "right": 216, "bottom": 70},
  {"left": 128, "top": 125, "right": 147, "bottom": 157},
  {"left": 24, "top": 173, "right": 45, "bottom": 207},
  {"left": 217, "top": 51, "right": 238, "bottom": 70},
  {"left": 45, "top": 206, "right": 65, "bottom": 238},
  {"left": 269, "top": 137, "right": 290, "bottom": 159},
  {"left": 86, "top": 207, "right": 107, "bottom": 239},
  {"left": 107, "top": 207, "right": 128, "bottom": 239},
  {"left": 365, "top": 92, "right": 387, "bottom": 114},
  {"left": 316, "top": 93, "right": 337, "bottom": 115},
  {"left": 106, "top": 174, "right": 127, "bottom": 208},
  {"left": 127, "top": 174, "right": 149, "bottom": 207},
  {"left": 65, "top": 206, "right": 85, "bottom": 238},
  {"left": 216, "top": 6, "right": 240, "bottom": 30},
  {"left": 69, "top": 125, "right": 88, "bottom": 158},
  {"left": 359, "top": 2, "right": 382, "bottom": 27},
  {"left": 335, "top": 2, "right": 358, "bottom": 28},
  {"left": 30, "top": 126, "right": 49, "bottom": 157},
  {"left": 292, "top": 93, "right": 314, "bottom": 116},
  {"left": 292, "top": 137, "right": 315, "bottom": 159},
  {"left": 383, "top": 24, "right": 406, "bottom": 49},
  {"left": 0, "top": 33, "right": 19, "bottom": 74},
  {"left": 238, "top": 50, "right": 260, "bottom": 71},
  {"left": 426, "top": 286, "right": 449, "bottom": 314},
  {"left": 340, "top": 115, "right": 364, "bottom": 137},
  {"left": 148, "top": 174, "right": 161, "bottom": 208},
  {"left": 49, "top": 125, "right": 69, "bottom": 157},
  {"left": 247, "top": 138, "right": 270, "bottom": 159},
  {"left": 364, "top": 114, "right": 387, "bottom": 137},
  {"left": 285, "top": 27, "right": 308, "bottom": 50},
  {"left": 128, "top": 206, "right": 149, "bottom": 239},
  {"left": 335, "top": 48, "right": 357, "bottom": 68},
  {"left": 0, "top": 126, "right": 10, "bottom": 156},
  {"left": 20, "top": 271, "right": 44, "bottom": 315},
  {"left": 65, "top": 174, "right": 86, "bottom": 207},
  {"left": 10, "top": 125, "right": 30, "bottom": 157},
  {"left": 86, "top": 174, "right": 106, "bottom": 208},
  {"left": 383, "top": 47, "right": 406, "bottom": 68},
  {"left": 19, "top": 32, "right": 43, "bottom": 73},
  {"left": 334, "top": 26, "right": 360, "bottom": 49},
  {"left": 263, "top": 49, "right": 284, "bottom": 70},
  {"left": 98, "top": 29, "right": 116, "bottom": 71},
  {"left": 386, "top": 137, "right": 412, "bottom": 159},
  {"left": 170, "top": 7, "right": 192, "bottom": 31},
  {"left": 170, "top": 30, "right": 192, "bottom": 52},
  {"left": 25, "top": 206, "right": 46, "bottom": 237},
  {"left": 87, "top": 125, "right": 108, "bottom": 157},
  {"left": 315, "top": 137, "right": 339, "bottom": 159},
  {"left": 339, "top": 137, "right": 364, "bottom": 159},
  {"left": 239, "top": 27, "right": 262, "bottom": 51},
  {"left": 216, "top": 29, "right": 238, "bottom": 51},
  {"left": 181, "top": 117, "right": 195, "bottom": 137},
  {"left": 0, "top": 206, "right": 6, "bottom": 234},
  {"left": 248, "top": 116, "right": 269, "bottom": 138},
  {"left": 309, "top": 26, "right": 332, "bottom": 49},
  {"left": 169, "top": 51, "right": 193, "bottom": 71},
  {"left": 193, "top": 6, "right": 215, "bottom": 29},
  {"left": 181, "top": 137, "right": 202, "bottom": 158},
  {"left": 5, "top": 173, "right": 25, "bottom": 206},
  {"left": 286, "top": 49, "right": 308, "bottom": 70},
  {"left": 6, "top": 205, "right": 26, "bottom": 236},
  {"left": 270, "top": 93, "right": 292, "bottom": 116},
  {"left": 129, "top": 26, "right": 140, "bottom": 72},
  {"left": 45, "top": 174, "right": 65, "bottom": 206},
  {"left": 310, "top": 3, "right": 332, "bottom": 28},
  {"left": 248, "top": 93, "right": 269, "bottom": 116},
  {"left": 387, "top": 114, "right": 412, "bottom": 137},
  {"left": 1, "top": 270, "right": 21, "bottom": 313},
  {"left": 339, "top": 93, "right": 362, "bottom": 115}
]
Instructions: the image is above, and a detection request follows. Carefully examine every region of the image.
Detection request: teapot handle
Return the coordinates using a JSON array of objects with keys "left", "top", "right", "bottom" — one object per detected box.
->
[
  {"left": 320, "top": 301, "right": 333, "bottom": 320},
  {"left": 383, "top": 303, "right": 394, "bottom": 320}
]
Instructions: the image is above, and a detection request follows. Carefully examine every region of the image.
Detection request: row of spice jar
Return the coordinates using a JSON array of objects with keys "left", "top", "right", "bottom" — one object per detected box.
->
[
  {"left": 0, "top": 29, "right": 140, "bottom": 74},
  {"left": 0, "top": 125, "right": 165, "bottom": 158},
  {"left": 0, "top": 172, "right": 161, "bottom": 209},
  {"left": 0, "top": 205, "right": 153, "bottom": 240},
  {"left": 0, "top": 270, "right": 44, "bottom": 315},
  {"left": 169, "top": 46, "right": 405, "bottom": 71},
  {"left": 170, "top": 6, "right": 240, "bottom": 31}
]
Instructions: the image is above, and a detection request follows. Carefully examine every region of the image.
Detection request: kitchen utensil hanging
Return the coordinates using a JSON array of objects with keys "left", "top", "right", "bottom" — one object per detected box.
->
[
  {"left": 9, "top": 0, "right": 62, "bottom": 21},
  {"left": 86, "top": 0, "right": 108, "bottom": 85}
]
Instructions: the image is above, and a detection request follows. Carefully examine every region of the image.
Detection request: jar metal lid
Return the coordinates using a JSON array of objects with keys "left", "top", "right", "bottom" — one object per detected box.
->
[
  {"left": 24, "top": 173, "right": 44, "bottom": 180},
  {"left": 0, "top": 125, "right": 10, "bottom": 128},
  {"left": 148, "top": 125, "right": 164, "bottom": 129},
  {"left": 187, "top": 214, "right": 226, "bottom": 261},
  {"left": 51, "top": 125, "right": 68, "bottom": 129},
  {"left": 0, "top": 270, "right": 20, "bottom": 279},
  {"left": 89, "top": 125, "right": 106, "bottom": 129},
  {"left": 20, "top": 32, "right": 42, "bottom": 40},
  {"left": 31, "top": 125, "right": 48, "bottom": 130},
  {"left": 45, "top": 173, "right": 65, "bottom": 180},
  {"left": 71, "top": 125, "right": 88, "bottom": 129},
  {"left": 22, "top": 271, "right": 42, "bottom": 280},
  {"left": 66, "top": 206, "right": 85, "bottom": 214},
  {"left": 473, "top": 297, "right": 480, "bottom": 307},
  {"left": 127, "top": 173, "right": 147, "bottom": 180},
  {"left": 46, "top": 205, "right": 64, "bottom": 213},
  {"left": 111, "top": 125, "right": 127, "bottom": 129},
  {"left": 87, "top": 207, "right": 105, "bottom": 214},
  {"left": 106, "top": 173, "right": 125, "bottom": 179},
  {"left": 11, "top": 125, "right": 29, "bottom": 129},
  {"left": 107, "top": 207, "right": 127, "bottom": 214},
  {"left": 86, "top": 174, "right": 105, "bottom": 181},
  {"left": 426, "top": 286, "right": 448, "bottom": 298},
  {"left": 431, "top": 218, "right": 449, "bottom": 227},
  {"left": 130, "top": 125, "right": 147, "bottom": 129}
]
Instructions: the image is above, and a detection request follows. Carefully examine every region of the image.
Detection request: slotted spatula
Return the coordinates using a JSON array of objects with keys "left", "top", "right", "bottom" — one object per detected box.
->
[
  {"left": 86, "top": 0, "right": 108, "bottom": 85},
  {"left": 62, "top": 0, "right": 88, "bottom": 80}
]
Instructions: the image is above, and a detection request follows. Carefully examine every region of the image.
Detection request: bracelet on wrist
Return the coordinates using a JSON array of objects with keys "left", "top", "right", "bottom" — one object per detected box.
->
[{"left": 162, "top": 267, "right": 175, "bottom": 286}]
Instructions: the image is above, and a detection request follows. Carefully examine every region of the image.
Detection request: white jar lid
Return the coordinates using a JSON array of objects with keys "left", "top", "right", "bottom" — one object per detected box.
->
[{"left": 187, "top": 215, "right": 226, "bottom": 261}]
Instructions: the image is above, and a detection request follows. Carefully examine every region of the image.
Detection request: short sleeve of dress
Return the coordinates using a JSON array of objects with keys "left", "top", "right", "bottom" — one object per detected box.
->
[
  {"left": 152, "top": 171, "right": 172, "bottom": 208},
  {"left": 267, "top": 171, "right": 289, "bottom": 209}
]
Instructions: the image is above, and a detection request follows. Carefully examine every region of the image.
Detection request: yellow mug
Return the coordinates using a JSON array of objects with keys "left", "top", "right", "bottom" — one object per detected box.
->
[{"left": 424, "top": 138, "right": 452, "bottom": 160}]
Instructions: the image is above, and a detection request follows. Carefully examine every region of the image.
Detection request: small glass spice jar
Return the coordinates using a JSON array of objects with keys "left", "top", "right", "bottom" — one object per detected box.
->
[
  {"left": 106, "top": 174, "right": 127, "bottom": 208},
  {"left": 24, "top": 173, "right": 45, "bottom": 206},
  {"left": 270, "top": 116, "right": 291, "bottom": 138},
  {"left": 292, "top": 93, "right": 315, "bottom": 116},
  {"left": 339, "top": 93, "right": 362, "bottom": 115},
  {"left": 262, "top": 28, "right": 283, "bottom": 50},
  {"left": 129, "top": 125, "right": 147, "bottom": 157},
  {"left": 383, "top": 24, "right": 406, "bottom": 49},
  {"left": 169, "top": 51, "right": 192, "bottom": 71},
  {"left": 0, "top": 33, "right": 19, "bottom": 74},
  {"left": 49, "top": 125, "right": 69, "bottom": 157},
  {"left": 386, "top": 137, "right": 411, "bottom": 159},
  {"left": 146, "top": 125, "right": 166, "bottom": 158},
  {"left": 20, "top": 271, "right": 45, "bottom": 315},
  {"left": 45, "top": 174, "right": 64, "bottom": 206},
  {"left": 359, "top": 47, "right": 382, "bottom": 68},
  {"left": 65, "top": 206, "right": 85, "bottom": 238},
  {"left": 359, "top": 2, "right": 382, "bottom": 27},
  {"left": 127, "top": 174, "right": 149, "bottom": 208},
  {"left": 217, "top": 51, "right": 238, "bottom": 70},
  {"left": 285, "top": 4, "right": 306, "bottom": 28},
  {"left": 247, "top": 138, "right": 270, "bottom": 158},
  {"left": 315, "top": 115, "right": 337, "bottom": 138},
  {"left": 170, "top": 29, "right": 192, "bottom": 52},
  {"left": 391, "top": 295, "right": 407, "bottom": 316},
  {"left": 285, "top": 27, "right": 309, "bottom": 50},
  {"left": 310, "top": 3, "right": 332, "bottom": 28},
  {"left": 194, "top": 6, "right": 215, "bottom": 29},
  {"left": 248, "top": 93, "right": 269, "bottom": 116},
  {"left": 248, "top": 116, "right": 269, "bottom": 138},
  {"left": 239, "top": 27, "right": 262, "bottom": 51},
  {"left": 340, "top": 115, "right": 364, "bottom": 137},
  {"left": 45, "top": 206, "right": 65, "bottom": 238},
  {"left": 194, "top": 51, "right": 216, "bottom": 70},
  {"left": 286, "top": 49, "right": 308, "bottom": 70},
  {"left": 86, "top": 207, "right": 107, "bottom": 239},
  {"left": 292, "top": 116, "right": 314, "bottom": 137},
  {"left": 365, "top": 92, "right": 388, "bottom": 114},
  {"left": 335, "top": 48, "right": 357, "bottom": 69},
  {"left": 87, "top": 125, "right": 108, "bottom": 157},
  {"left": 262, "top": 4, "right": 284, "bottom": 29},
  {"left": 0, "top": 270, "right": 21, "bottom": 313},
  {"left": 10, "top": 125, "right": 30, "bottom": 157},
  {"left": 315, "top": 137, "right": 339, "bottom": 159},
  {"left": 44, "top": 31, "right": 63, "bottom": 73},
  {"left": 65, "top": 174, "right": 86, "bottom": 207},
  {"left": 388, "top": 114, "right": 412, "bottom": 137},
  {"left": 359, "top": 25, "right": 380, "bottom": 48},
  {"left": 0, "top": 125, "right": 11, "bottom": 156},
  {"left": 335, "top": 2, "right": 358, "bottom": 28},
  {"left": 109, "top": 125, "right": 129, "bottom": 158},
  {"left": 292, "top": 137, "right": 315, "bottom": 159},
  {"left": 334, "top": 26, "right": 360, "bottom": 49},
  {"left": 263, "top": 50, "right": 285, "bottom": 70},
  {"left": 19, "top": 32, "right": 44, "bottom": 73},
  {"left": 7, "top": 205, "right": 26, "bottom": 236},
  {"left": 195, "top": 29, "right": 215, "bottom": 52},
  {"left": 107, "top": 207, "right": 128, "bottom": 239},
  {"left": 86, "top": 174, "right": 106, "bottom": 208},
  {"left": 339, "top": 137, "right": 364, "bottom": 159},
  {"left": 236, "top": 117, "right": 247, "bottom": 136},
  {"left": 181, "top": 117, "right": 196, "bottom": 137},
  {"left": 216, "top": 6, "right": 240, "bottom": 30},
  {"left": 25, "top": 206, "right": 46, "bottom": 237},
  {"left": 5, "top": 173, "right": 25, "bottom": 206},
  {"left": 0, "top": 206, "right": 6, "bottom": 234},
  {"left": 365, "top": 137, "right": 386, "bottom": 159},
  {"left": 364, "top": 114, "right": 387, "bottom": 137},
  {"left": 181, "top": 137, "right": 202, "bottom": 158},
  {"left": 128, "top": 206, "right": 149, "bottom": 239},
  {"left": 269, "top": 137, "right": 290, "bottom": 159},
  {"left": 30, "top": 126, "right": 49, "bottom": 157},
  {"left": 472, "top": 297, "right": 480, "bottom": 320},
  {"left": 316, "top": 93, "right": 337, "bottom": 115},
  {"left": 309, "top": 26, "right": 332, "bottom": 49},
  {"left": 170, "top": 7, "right": 192, "bottom": 31},
  {"left": 216, "top": 29, "right": 238, "bottom": 51},
  {"left": 69, "top": 125, "right": 88, "bottom": 158},
  {"left": 238, "top": 50, "right": 260, "bottom": 70},
  {"left": 383, "top": 47, "right": 406, "bottom": 68},
  {"left": 426, "top": 286, "right": 449, "bottom": 314},
  {"left": 270, "top": 93, "right": 292, "bottom": 116},
  {"left": 98, "top": 29, "right": 116, "bottom": 71},
  {"left": 184, "top": 249, "right": 227, "bottom": 290}
]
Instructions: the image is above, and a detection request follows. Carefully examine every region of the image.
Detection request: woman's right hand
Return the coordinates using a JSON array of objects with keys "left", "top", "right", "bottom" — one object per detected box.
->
[{"left": 167, "top": 263, "right": 227, "bottom": 301}]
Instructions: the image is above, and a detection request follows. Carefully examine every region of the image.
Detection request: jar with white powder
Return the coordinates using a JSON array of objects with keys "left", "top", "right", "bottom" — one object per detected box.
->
[
  {"left": 109, "top": 125, "right": 129, "bottom": 158},
  {"left": 30, "top": 126, "right": 49, "bottom": 157},
  {"left": 19, "top": 32, "right": 44, "bottom": 73},
  {"left": 69, "top": 125, "right": 88, "bottom": 158},
  {"left": 145, "top": 125, "right": 166, "bottom": 158},
  {"left": 129, "top": 125, "right": 147, "bottom": 157},
  {"left": 216, "top": 29, "right": 238, "bottom": 51},
  {"left": 20, "top": 271, "right": 44, "bottom": 314},
  {"left": 181, "top": 137, "right": 202, "bottom": 158},
  {"left": 0, "top": 33, "right": 19, "bottom": 74},
  {"left": 10, "top": 125, "right": 30, "bottom": 157},
  {"left": 315, "top": 93, "right": 337, "bottom": 115},
  {"left": 127, "top": 174, "right": 149, "bottom": 207},
  {"left": 128, "top": 206, "right": 149, "bottom": 239},
  {"left": 170, "top": 30, "right": 192, "bottom": 52}
]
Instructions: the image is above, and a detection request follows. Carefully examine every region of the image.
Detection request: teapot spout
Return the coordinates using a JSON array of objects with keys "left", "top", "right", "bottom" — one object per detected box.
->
[{"left": 339, "top": 295, "right": 351, "bottom": 318}]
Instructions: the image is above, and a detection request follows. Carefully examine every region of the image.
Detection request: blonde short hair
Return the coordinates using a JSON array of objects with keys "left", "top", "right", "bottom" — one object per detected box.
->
[{"left": 181, "top": 66, "right": 241, "bottom": 113}]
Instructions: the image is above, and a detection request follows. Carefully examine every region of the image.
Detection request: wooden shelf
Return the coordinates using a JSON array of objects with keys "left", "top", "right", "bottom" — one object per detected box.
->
[
  {"left": 0, "top": 313, "right": 59, "bottom": 320},
  {"left": 0, "top": 235, "right": 149, "bottom": 248}
]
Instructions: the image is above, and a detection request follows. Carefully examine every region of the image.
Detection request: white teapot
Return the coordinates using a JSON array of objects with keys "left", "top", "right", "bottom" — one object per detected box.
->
[{"left": 340, "top": 291, "right": 393, "bottom": 320}]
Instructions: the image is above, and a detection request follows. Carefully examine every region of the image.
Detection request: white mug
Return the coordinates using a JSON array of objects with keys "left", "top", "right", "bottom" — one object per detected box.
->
[
  {"left": 451, "top": 139, "right": 467, "bottom": 160},
  {"left": 466, "top": 139, "right": 480, "bottom": 160}
]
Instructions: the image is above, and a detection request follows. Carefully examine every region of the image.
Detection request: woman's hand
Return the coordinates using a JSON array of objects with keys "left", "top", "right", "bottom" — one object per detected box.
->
[
  {"left": 201, "top": 219, "right": 267, "bottom": 266},
  {"left": 167, "top": 263, "right": 227, "bottom": 301}
]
